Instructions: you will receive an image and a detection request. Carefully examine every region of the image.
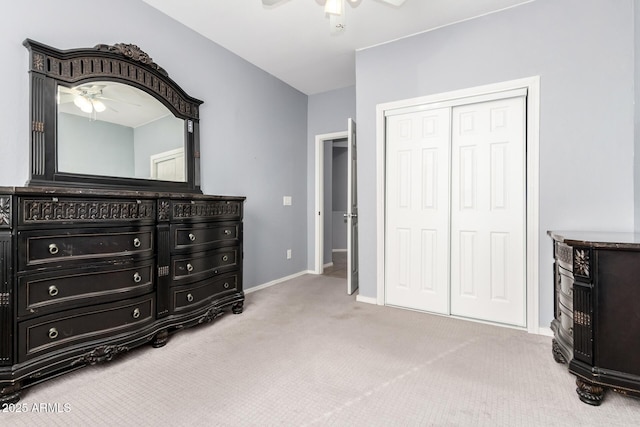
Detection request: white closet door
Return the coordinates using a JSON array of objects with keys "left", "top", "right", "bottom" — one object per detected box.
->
[
  {"left": 385, "top": 108, "right": 451, "bottom": 314},
  {"left": 450, "top": 96, "right": 526, "bottom": 326}
]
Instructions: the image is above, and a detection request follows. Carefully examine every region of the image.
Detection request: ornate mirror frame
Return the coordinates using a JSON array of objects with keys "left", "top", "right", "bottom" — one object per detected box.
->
[{"left": 23, "top": 39, "right": 203, "bottom": 193}]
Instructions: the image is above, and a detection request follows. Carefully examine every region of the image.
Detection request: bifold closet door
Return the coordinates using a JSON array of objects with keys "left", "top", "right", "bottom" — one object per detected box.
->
[
  {"left": 385, "top": 107, "right": 451, "bottom": 314},
  {"left": 450, "top": 96, "right": 526, "bottom": 326}
]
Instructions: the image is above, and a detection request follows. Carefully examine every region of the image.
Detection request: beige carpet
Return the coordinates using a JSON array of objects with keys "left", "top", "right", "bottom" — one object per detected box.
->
[{"left": 4, "top": 273, "right": 640, "bottom": 426}]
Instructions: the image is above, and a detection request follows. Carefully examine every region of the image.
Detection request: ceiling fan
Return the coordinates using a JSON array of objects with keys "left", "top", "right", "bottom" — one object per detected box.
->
[
  {"left": 58, "top": 84, "right": 141, "bottom": 116},
  {"left": 262, "top": 0, "right": 406, "bottom": 5},
  {"left": 262, "top": 0, "right": 407, "bottom": 32}
]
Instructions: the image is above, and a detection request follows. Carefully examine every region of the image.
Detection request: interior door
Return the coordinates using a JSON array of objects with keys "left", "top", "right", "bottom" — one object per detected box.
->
[
  {"left": 385, "top": 108, "right": 451, "bottom": 314},
  {"left": 346, "top": 118, "right": 359, "bottom": 295},
  {"left": 450, "top": 96, "right": 526, "bottom": 326},
  {"left": 150, "top": 148, "right": 185, "bottom": 182}
]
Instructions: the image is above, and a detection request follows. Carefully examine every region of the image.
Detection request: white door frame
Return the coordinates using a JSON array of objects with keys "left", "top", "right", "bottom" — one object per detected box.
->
[
  {"left": 375, "top": 76, "right": 541, "bottom": 333},
  {"left": 314, "top": 130, "right": 349, "bottom": 274}
]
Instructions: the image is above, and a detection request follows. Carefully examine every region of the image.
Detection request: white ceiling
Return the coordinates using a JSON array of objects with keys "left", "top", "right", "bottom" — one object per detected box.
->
[{"left": 141, "top": 0, "right": 533, "bottom": 95}]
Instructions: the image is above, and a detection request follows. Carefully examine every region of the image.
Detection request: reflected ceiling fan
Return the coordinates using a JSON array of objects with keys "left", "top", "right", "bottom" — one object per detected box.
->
[
  {"left": 58, "top": 84, "right": 141, "bottom": 115},
  {"left": 262, "top": 0, "right": 407, "bottom": 32}
]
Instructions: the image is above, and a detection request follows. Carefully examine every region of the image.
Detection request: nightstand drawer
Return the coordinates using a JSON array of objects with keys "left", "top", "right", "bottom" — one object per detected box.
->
[
  {"left": 18, "top": 261, "right": 154, "bottom": 318},
  {"left": 171, "top": 273, "right": 239, "bottom": 313},
  {"left": 19, "top": 295, "right": 154, "bottom": 361}
]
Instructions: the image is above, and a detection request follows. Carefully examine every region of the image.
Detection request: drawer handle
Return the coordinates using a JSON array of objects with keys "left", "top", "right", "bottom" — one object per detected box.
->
[
  {"left": 188, "top": 233, "right": 196, "bottom": 242},
  {"left": 224, "top": 282, "right": 230, "bottom": 289},
  {"left": 222, "top": 255, "right": 229, "bottom": 262},
  {"left": 132, "top": 308, "right": 141, "bottom": 319},
  {"left": 133, "top": 272, "right": 142, "bottom": 283},
  {"left": 187, "top": 293, "right": 194, "bottom": 303},
  {"left": 48, "top": 328, "right": 58, "bottom": 339},
  {"left": 186, "top": 263, "right": 194, "bottom": 272},
  {"left": 133, "top": 238, "right": 141, "bottom": 248},
  {"left": 224, "top": 229, "right": 232, "bottom": 235},
  {"left": 48, "top": 243, "right": 59, "bottom": 255},
  {"left": 48, "top": 285, "right": 59, "bottom": 297}
]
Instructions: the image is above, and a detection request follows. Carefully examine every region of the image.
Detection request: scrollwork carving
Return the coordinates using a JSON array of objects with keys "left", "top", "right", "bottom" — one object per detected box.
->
[
  {"left": 21, "top": 199, "right": 155, "bottom": 223},
  {"left": 0, "top": 196, "right": 11, "bottom": 228},
  {"left": 95, "top": 43, "right": 168, "bottom": 77},
  {"left": 72, "top": 345, "right": 129, "bottom": 366},
  {"left": 172, "top": 201, "right": 241, "bottom": 219},
  {"left": 574, "top": 249, "right": 590, "bottom": 278},
  {"left": 199, "top": 308, "right": 223, "bottom": 324}
]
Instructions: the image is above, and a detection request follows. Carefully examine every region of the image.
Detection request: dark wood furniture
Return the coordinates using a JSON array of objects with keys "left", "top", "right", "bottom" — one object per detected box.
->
[
  {"left": 549, "top": 231, "right": 640, "bottom": 405},
  {"left": 0, "top": 41, "right": 245, "bottom": 404}
]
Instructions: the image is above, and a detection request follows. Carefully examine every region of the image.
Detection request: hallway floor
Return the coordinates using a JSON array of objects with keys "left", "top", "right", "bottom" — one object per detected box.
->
[{"left": 322, "top": 251, "right": 347, "bottom": 279}]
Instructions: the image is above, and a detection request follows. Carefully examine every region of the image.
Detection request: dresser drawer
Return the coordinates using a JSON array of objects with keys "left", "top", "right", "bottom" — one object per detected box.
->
[
  {"left": 18, "top": 261, "right": 154, "bottom": 318},
  {"left": 19, "top": 226, "right": 154, "bottom": 270},
  {"left": 19, "top": 295, "right": 154, "bottom": 361},
  {"left": 171, "top": 273, "right": 239, "bottom": 313},
  {"left": 171, "top": 222, "right": 240, "bottom": 252},
  {"left": 171, "top": 247, "right": 239, "bottom": 282}
]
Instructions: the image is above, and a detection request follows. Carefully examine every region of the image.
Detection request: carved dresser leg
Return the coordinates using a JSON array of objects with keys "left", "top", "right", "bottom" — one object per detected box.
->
[
  {"left": 0, "top": 383, "right": 22, "bottom": 405},
  {"left": 232, "top": 301, "right": 244, "bottom": 314},
  {"left": 576, "top": 378, "right": 605, "bottom": 406},
  {"left": 552, "top": 339, "right": 567, "bottom": 364},
  {"left": 152, "top": 329, "right": 169, "bottom": 348}
]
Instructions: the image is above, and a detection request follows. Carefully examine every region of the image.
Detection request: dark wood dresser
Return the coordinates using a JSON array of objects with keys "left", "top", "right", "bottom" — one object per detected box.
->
[
  {"left": 549, "top": 231, "right": 640, "bottom": 405},
  {"left": 0, "top": 187, "right": 244, "bottom": 404}
]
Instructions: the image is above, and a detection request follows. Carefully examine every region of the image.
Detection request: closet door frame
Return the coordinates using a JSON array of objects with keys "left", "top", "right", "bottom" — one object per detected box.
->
[{"left": 375, "top": 76, "right": 541, "bottom": 333}]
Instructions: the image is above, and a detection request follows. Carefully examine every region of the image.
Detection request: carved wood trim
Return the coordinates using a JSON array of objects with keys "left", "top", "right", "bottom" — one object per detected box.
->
[
  {"left": 24, "top": 39, "right": 202, "bottom": 120},
  {"left": 72, "top": 344, "right": 129, "bottom": 366},
  {"left": 21, "top": 199, "right": 155, "bottom": 224},
  {"left": 0, "top": 197, "right": 11, "bottom": 228},
  {"left": 172, "top": 201, "right": 242, "bottom": 220}
]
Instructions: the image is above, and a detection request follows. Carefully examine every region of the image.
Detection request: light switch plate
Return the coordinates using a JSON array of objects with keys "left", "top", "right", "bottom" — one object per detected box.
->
[{"left": 283, "top": 196, "right": 292, "bottom": 206}]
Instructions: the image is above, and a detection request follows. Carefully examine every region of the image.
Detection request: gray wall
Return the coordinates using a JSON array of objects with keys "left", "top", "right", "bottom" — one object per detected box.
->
[
  {"left": 355, "top": 0, "right": 635, "bottom": 328},
  {"left": 0, "top": 0, "right": 308, "bottom": 290},
  {"left": 306, "top": 86, "right": 356, "bottom": 268},
  {"left": 58, "top": 112, "right": 135, "bottom": 177}
]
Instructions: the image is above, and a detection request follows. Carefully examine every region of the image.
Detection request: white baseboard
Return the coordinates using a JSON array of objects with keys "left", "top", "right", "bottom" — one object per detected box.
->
[
  {"left": 537, "top": 326, "right": 554, "bottom": 337},
  {"left": 332, "top": 249, "right": 347, "bottom": 253},
  {"left": 323, "top": 262, "right": 334, "bottom": 269},
  {"left": 244, "top": 270, "right": 313, "bottom": 294},
  {"left": 356, "top": 294, "right": 378, "bottom": 305}
]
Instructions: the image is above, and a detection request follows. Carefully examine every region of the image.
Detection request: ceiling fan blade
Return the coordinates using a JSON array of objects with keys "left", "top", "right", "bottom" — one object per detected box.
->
[
  {"left": 379, "top": 0, "right": 406, "bottom": 6},
  {"left": 98, "top": 96, "right": 142, "bottom": 107}
]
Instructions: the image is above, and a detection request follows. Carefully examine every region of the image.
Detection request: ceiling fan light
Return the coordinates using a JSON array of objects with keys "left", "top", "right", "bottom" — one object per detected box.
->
[
  {"left": 325, "top": 0, "right": 343, "bottom": 15},
  {"left": 92, "top": 100, "right": 106, "bottom": 112},
  {"left": 73, "top": 95, "right": 92, "bottom": 112}
]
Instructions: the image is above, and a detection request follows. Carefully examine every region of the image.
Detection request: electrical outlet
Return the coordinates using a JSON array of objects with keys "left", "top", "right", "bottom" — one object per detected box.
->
[
  {"left": 286, "top": 249, "right": 292, "bottom": 259},
  {"left": 283, "top": 196, "right": 292, "bottom": 206}
]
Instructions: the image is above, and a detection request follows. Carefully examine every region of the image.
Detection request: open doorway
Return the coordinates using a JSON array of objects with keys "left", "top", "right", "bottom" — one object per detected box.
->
[
  {"left": 314, "top": 119, "right": 358, "bottom": 295},
  {"left": 314, "top": 131, "right": 348, "bottom": 277}
]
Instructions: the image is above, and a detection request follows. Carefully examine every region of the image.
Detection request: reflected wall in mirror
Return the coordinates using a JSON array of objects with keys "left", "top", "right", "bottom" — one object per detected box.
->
[{"left": 57, "top": 81, "right": 186, "bottom": 182}]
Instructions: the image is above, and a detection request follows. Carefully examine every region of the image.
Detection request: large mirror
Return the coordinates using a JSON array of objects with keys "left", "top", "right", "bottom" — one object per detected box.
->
[
  {"left": 57, "top": 81, "right": 186, "bottom": 182},
  {"left": 24, "top": 39, "right": 203, "bottom": 193}
]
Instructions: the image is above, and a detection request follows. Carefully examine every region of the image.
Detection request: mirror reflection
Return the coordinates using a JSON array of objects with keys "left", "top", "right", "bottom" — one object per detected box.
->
[{"left": 57, "top": 81, "right": 186, "bottom": 182}]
